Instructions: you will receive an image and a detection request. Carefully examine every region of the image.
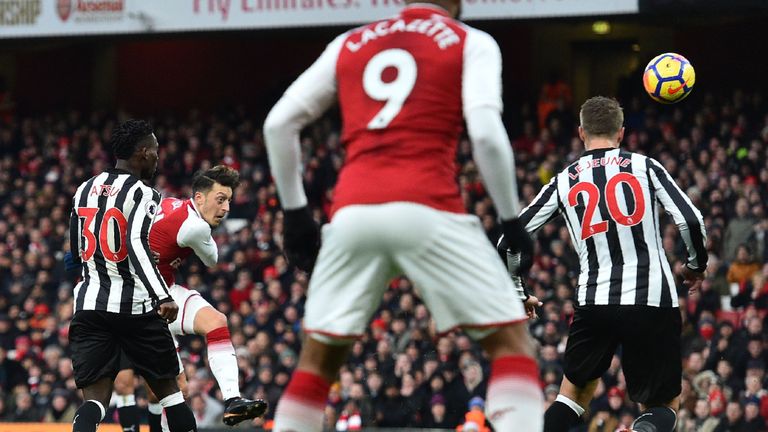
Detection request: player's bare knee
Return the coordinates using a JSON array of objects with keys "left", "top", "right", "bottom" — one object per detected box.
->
[
  {"left": 299, "top": 335, "right": 353, "bottom": 382},
  {"left": 196, "top": 307, "right": 228, "bottom": 334},
  {"left": 145, "top": 377, "right": 180, "bottom": 401},
  {"left": 210, "top": 309, "right": 227, "bottom": 330},
  {"left": 478, "top": 323, "right": 536, "bottom": 359}
]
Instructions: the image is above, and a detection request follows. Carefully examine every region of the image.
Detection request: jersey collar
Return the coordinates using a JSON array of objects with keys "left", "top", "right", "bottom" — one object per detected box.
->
[
  {"left": 188, "top": 199, "right": 203, "bottom": 218},
  {"left": 583, "top": 147, "right": 618, "bottom": 156},
  {"left": 106, "top": 167, "right": 133, "bottom": 176},
  {"left": 402, "top": 3, "right": 451, "bottom": 18}
]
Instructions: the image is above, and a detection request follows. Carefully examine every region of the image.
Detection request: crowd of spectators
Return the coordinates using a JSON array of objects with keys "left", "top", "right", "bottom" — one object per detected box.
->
[{"left": 0, "top": 88, "right": 767, "bottom": 431}]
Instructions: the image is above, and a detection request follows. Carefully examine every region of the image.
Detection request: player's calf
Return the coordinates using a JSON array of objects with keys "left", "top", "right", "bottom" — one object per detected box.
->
[
  {"left": 477, "top": 324, "right": 543, "bottom": 432},
  {"left": 630, "top": 406, "right": 677, "bottom": 432},
  {"left": 72, "top": 400, "right": 106, "bottom": 432},
  {"left": 192, "top": 306, "right": 267, "bottom": 425},
  {"left": 147, "top": 401, "right": 164, "bottom": 432},
  {"left": 274, "top": 337, "right": 351, "bottom": 432},
  {"left": 543, "top": 377, "right": 596, "bottom": 432},
  {"left": 544, "top": 395, "right": 585, "bottom": 432},
  {"left": 160, "top": 392, "right": 197, "bottom": 432},
  {"left": 194, "top": 307, "right": 240, "bottom": 401}
]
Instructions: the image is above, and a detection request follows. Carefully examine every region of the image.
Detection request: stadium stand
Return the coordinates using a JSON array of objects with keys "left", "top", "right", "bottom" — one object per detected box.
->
[{"left": 0, "top": 88, "right": 766, "bottom": 431}]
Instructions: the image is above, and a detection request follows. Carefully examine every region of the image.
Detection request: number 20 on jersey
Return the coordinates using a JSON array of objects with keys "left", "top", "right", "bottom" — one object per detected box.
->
[{"left": 568, "top": 173, "right": 646, "bottom": 240}]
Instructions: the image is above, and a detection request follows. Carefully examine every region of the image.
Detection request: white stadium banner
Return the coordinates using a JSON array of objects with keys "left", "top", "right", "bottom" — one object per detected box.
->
[{"left": 0, "top": 0, "right": 638, "bottom": 38}]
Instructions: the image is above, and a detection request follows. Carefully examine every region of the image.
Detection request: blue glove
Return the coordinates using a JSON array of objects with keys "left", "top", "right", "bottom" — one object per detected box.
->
[{"left": 63, "top": 251, "right": 82, "bottom": 272}]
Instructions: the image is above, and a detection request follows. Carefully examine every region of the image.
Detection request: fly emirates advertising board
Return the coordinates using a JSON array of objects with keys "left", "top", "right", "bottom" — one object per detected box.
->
[{"left": 0, "top": 0, "right": 638, "bottom": 38}]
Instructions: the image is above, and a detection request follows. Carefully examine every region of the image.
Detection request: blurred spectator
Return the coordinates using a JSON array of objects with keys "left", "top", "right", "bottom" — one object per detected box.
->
[
  {"left": 455, "top": 397, "right": 490, "bottom": 432},
  {"left": 190, "top": 392, "right": 223, "bottom": 428},
  {"left": 423, "top": 394, "right": 452, "bottom": 428},
  {"left": 374, "top": 381, "right": 412, "bottom": 427},
  {"left": 10, "top": 391, "right": 42, "bottom": 421},
  {"left": 728, "top": 245, "right": 761, "bottom": 285},
  {"left": 335, "top": 400, "right": 362, "bottom": 431},
  {"left": 714, "top": 400, "right": 746, "bottom": 431},
  {"left": 724, "top": 200, "right": 757, "bottom": 263},
  {"left": 684, "top": 398, "right": 720, "bottom": 432},
  {"left": 537, "top": 70, "right": 573, "bottom": 130},
  {"left": 742, "top": 396, "right": 766, "bottom": 432},
  {"left": 43, "top": 390, "right": 76, "bottom": 422}
]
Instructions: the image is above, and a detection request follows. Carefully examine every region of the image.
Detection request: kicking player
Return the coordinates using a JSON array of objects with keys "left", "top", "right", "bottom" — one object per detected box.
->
[{"left": 112, "top": 165, "right": 266, "bottom": 431}]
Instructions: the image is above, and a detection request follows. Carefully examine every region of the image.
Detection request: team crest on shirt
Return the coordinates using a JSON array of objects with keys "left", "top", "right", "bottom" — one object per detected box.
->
[{"left": 145, "top": 201, "right": 158, "bottom": 218}]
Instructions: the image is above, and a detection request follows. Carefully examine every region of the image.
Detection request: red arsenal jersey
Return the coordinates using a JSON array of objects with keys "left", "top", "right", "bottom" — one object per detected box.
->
[
  {"left": 331, "top": 6, "right": 468, "bottom": 216},
  {"left": 150, "top": 198, "right": 217, "bottom": 286},
  {"left": 271, "top": 4, "right": 506, "bottom": 217}
]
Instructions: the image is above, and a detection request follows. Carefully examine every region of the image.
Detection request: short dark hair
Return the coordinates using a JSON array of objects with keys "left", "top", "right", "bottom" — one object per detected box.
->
[
  {"left": 110, "top": 119, "right": 154, "bottom": 160},
  {"left": 192, "top": 165, "right": 240, "bottom": 194},
  {"left": 579, "top": 96, "right": 624, "bottom": 137}
]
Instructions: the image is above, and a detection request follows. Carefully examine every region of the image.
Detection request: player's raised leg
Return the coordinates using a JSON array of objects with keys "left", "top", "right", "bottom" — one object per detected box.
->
[
  {"left": 169, "top": 284, "right": 267, "bottom": 425},
  {"left": 192, "top": 305, "right": 267, "bottom": 424}
]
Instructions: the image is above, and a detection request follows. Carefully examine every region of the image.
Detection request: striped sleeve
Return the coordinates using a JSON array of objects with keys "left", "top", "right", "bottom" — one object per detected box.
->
[
  {"left": 519, "top": 176, "right": 561, "bottom": 233},
  {"left": 126, "top": 185, "right": 170, "bottom": 302},
  {"left": 647, "top": 158, "right": 708, "bottom": 272}
]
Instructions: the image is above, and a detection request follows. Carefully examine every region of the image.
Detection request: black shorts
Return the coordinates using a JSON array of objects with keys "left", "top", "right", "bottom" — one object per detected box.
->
[
  {"left": 70, "top": 310, "right": 179, "bottom": 388},
  {"left": 563, "top": 305, "right": 682, "bottom": 405}
]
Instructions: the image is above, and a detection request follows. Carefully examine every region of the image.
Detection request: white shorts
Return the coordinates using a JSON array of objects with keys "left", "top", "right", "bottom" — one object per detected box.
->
[
  {"left": 168, "top": 284, "right": 210, "bottom": 336},
  {"left": 304, "top": 202, "right": 526, "bottom": 341}
]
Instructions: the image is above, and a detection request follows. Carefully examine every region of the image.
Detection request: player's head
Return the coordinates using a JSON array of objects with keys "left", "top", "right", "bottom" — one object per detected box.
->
[
  {"left": 110, "top": 119, "right": 158, "bottom": 181},
  {"left": 578, "top": 96, "right": 625, "bottom": 149},
  {"left": 191, "top": 165, "right": 240, "bottom": 228},
  {"left": 405, "top": 0, "right": 460, "bottom": 18}
]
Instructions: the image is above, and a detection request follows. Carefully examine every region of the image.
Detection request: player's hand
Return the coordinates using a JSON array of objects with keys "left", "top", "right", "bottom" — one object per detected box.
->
[
  {"left": 156, "top": 299, "right": 179, "bottom": 323},
  {"left": 682, "top": 266, "right": 705, "bottom": 295},
  {"left": 151, "top": 250, "right": 160, "bottom": 264},
  {"left": 63, "top": 251, "right": 82, "bottom": 272},
  {"left": 500, "top": 218, "right": 534, "bottom": 275},
  {"left": 523, "top": 294, "right": 543, "bottom": 320},
  {"left": 282, "top": 207, "right": 321, "bottom": 274}
]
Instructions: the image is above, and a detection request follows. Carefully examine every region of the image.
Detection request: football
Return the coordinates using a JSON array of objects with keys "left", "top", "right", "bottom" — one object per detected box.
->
[{"left": 642, "top": 52, "right": 696, "bottom": 103}]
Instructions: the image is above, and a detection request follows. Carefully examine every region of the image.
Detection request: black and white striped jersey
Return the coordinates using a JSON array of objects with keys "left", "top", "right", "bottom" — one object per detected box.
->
[
  {"left": 520, "top": 148, "right": 707, "bottom": 307},
  {"left": 69, "top": 168, "right": 171, "bottom": 314}
]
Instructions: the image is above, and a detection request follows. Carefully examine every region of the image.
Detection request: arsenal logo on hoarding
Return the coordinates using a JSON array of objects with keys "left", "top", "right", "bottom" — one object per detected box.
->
[{"left": 57, "top": 0, "right": 72, "bottom": 21}]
